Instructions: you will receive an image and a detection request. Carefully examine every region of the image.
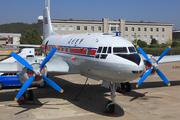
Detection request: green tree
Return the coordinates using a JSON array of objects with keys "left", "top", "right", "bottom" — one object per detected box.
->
[
  {"left": 150, "top": 38, "right": 157, "bottom": 44},
  {"left": 132, "top": 33, "right": 137, "bottom": 45},
  {"left": 171, "top": 41, "right": 179, "bottom": 48},
  {"left": 138, "top": 41, "right": 148, "bottom": 48},
  {"left": 20, "top": 29, "right": 42, "bottom": 45}
]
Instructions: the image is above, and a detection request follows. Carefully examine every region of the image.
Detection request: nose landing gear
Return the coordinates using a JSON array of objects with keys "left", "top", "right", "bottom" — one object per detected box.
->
[{"left": 105, "top": 83, "right": 118, "bottom": 115}]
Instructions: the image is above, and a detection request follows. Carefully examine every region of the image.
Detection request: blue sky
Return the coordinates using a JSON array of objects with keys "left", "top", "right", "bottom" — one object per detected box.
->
[{"left": 0, "top": 0, "right": 180, "bottom": 29}]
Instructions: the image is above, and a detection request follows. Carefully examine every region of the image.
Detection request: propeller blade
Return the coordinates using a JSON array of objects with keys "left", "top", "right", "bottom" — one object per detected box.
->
[
  {"left": 41, "top": 74, "right": 64, "bottom": 93},
  {"left": 136, "top": 45, "right": 152, "bottom": 64},
  {"left": 14, "top": 76, "right": 35, "bottom": 101},
  {"left": 136, "top": 68, "right": 152, "bottom": 88},
  {"left": 156, "top": 68, "right": 171, "bottom": 86},
  {"left": 9, "top": 51, "right": 33, "bottom": 70},
  {"left": 156, "top": 46, "right": 171, "bottom": 63},
  {"left": 39, "top": 45, "right": 58, "bottom": 69}
]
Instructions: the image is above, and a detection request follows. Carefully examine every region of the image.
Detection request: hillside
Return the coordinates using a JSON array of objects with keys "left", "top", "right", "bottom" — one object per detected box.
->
[{"left": 0, "top": 22, "right": 39, "bottom": 35}]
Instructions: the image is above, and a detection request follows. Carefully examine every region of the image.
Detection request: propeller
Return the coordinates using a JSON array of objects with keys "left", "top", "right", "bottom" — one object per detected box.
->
[
  {"left": 9, "top": 45, "right": 64, "bottom": 101},
  {"left": 136, "top": 45, "right": 171, "bottom": 88}
]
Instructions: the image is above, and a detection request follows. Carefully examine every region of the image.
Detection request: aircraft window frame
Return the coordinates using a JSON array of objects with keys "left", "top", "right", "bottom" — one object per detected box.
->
[
  {"left": 128, "top": 47, "right": 136, "bottom": 53},
  {"left": 102, "top": 47, "right": 107, "bottom": 53},
  {"left": 100, "top": 54, "right": 108, "bottom": 59},
  {"left": 97, "top": 47, "right": 102, "bottom": 53},
  {"left": 95, "top": 54, "right": 100, "bottom": 58},
  {"left": 113, "top": 47, "right": 128, "bottom": 53},
  {"left": 107, "top": 47, "right": 111, "bottom": 53}
]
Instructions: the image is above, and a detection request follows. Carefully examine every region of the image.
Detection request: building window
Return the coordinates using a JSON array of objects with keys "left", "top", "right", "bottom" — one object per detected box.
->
[
  {"left": 69, "top": 26, "right": 73, "bottom": 31},
  {"left": 137, "top": 35, "right": 141, "bottom": 39},
  {"left": 150, "top": 28, "right": 153, "bottom": 32},
  {"left": 84, "top": 26, "right": 87, "bottom": 30},
  {"left": 150, "top": 35, "right": 153, "bottom": 39},
  {"left": 131, "top": 35, "right": 135, "bottom": 40},
  {"left": 162, "top": 35, "right": 165, "bottom": 40},
  {"left": 144, "top": 27, "right": 147, "bottom": 31},
  {"left": 138, "top": 27, "right": 141, "bottom": 31},
  {"left": 125, "top": 35, "right": 128, "bottom": 39},
  {"left": 125, "top": 27, "right": 128, "bottom": 31},
  {"left": 162, "top": 28, "right": 165, "bottom": 32},
  {"left": 156, "top": 28, "right": 159, "bottom": 32},
  {"left": 61, "top": 26, "right": 65, "bottom": 31},
  {"left": 98, "top": 26, "right": 101, "bottom": 31},
  {"left": 144, "top": 35, "right": 147, "bottom": 40},
  {"left": 111, "top": 27, "right": 116, "bottom": 31},
  {"left": 131, "top": 27, "right": 134, "bottom": 31},
  {"left": 91, "top": 26, "right": 94, "bottom": 31},
  {"left": 54, "top": 25, "right": 58, "bottom": 30},
  {"left": 77, "top": 26, "right": 80, "bottom": 30},
  {"left": 156, "top": 35, "right": 159, "bottom": 40}
]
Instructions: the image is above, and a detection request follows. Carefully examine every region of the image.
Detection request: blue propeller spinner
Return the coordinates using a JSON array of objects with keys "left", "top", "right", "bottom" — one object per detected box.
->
[
  {"left": 9, "top": 45, "right": 64, "bottom": 101},
  {"left": 136, "top": 45, "right": 171, "bottom": 88}
]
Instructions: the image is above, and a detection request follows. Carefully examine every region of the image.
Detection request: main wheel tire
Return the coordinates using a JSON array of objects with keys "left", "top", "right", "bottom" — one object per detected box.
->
[
  {"left": 38, "top": 81, "right": 46, "bottom": 88},
  {"left": 105, "top": 101, "right": 115, "bottom": 113},
  {"left": 0, "top": 83, "right": 3, "bottom": 90},
  {"left": 24, "top": 90, "right": 33, "bottom": 101},
  {"left": 124, "top": 82, "right": 131, "bottom": 92}
]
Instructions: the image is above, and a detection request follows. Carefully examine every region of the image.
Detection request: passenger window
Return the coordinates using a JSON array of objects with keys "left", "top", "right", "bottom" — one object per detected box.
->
[
  {"left": 113, "top": 47, "right": 127, "bottom": 53},
  {"left": 97, "top": 47, "right": 102, "bottom": 53},
  {"left": 102, "top": 47, "right": 107, "bottom": 53},
  {"left": 107, "top": 47, "right": 111, "bottom": 53}
]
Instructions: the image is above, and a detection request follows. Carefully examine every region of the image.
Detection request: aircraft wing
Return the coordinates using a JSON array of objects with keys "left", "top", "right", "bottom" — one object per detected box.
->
[
  {"left": 2, "top": 44, "right": 42, "bottom": 48},
  {"left": 46, "top": 57, "right": 78, "bottom": 74},
  {"left": 0, "top": 62, "right": 19, "bottom": 73},
  {"left": 154, "top": 55, "right": 180, "bottom": 63}
]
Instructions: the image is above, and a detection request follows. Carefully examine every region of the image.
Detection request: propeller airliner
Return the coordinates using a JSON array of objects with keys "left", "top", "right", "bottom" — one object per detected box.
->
[{"left": 0, "top": 5, "right": 172, "bottom": 113}]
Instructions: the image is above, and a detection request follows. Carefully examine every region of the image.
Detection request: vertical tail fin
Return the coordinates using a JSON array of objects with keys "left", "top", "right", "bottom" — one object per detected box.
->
[{"left": 43, "top": 6, "right": 52, "bottom": 40}]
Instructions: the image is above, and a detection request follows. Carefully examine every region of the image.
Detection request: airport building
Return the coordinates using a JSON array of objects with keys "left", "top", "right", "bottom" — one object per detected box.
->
[{"left": 39, "top": 18, "right": 173, "bottom": 44}]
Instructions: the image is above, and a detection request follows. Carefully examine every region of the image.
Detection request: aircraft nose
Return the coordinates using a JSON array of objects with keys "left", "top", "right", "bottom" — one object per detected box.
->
[{"left": 115, "top": 54, "right": 141, "bottom": 65}]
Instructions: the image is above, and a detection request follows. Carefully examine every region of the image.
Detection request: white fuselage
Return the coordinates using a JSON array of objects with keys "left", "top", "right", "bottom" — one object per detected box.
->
[{"left": 42, "top": 33, "right": 144, "bottom": 83}]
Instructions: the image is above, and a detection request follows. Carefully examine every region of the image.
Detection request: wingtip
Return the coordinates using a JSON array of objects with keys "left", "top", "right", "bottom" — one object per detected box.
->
[
  {"left": 60, "top": 89, "right": 64, "bottom": 93},
  {"left": 14, "top": 98, "right": 18, "bottom": 101},
  {"left": 136, "top": 45, "right": 139, "bottom": 49},
  {"left": 168, "top": 83, "right": 171, "bottom": 86},
  {"left": 136, "top": 84, "right": 139, "bottom": 88},
  {"left": 8, "top": 50, "right": 12, "bottom": 54},
  {"left": 55, "top": 45, "right": 58, "bottom": 48}
]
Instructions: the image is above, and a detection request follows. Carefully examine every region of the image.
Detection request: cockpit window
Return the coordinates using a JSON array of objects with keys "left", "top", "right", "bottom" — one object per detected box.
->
[
  {"left": 97, "top": 47, "right": 102, "bottom": 53},
  {"left": 128, "top": 47, "right": 136, "bottom": 53},
  {"left": 113, "top": 47, "right": 127, "bottom": 53},
  {"left": 102, "top": 47, "right": 107, "bottom": 53},
  {"left": 107, "top": 47, "right": 111, "bottom": 53}
]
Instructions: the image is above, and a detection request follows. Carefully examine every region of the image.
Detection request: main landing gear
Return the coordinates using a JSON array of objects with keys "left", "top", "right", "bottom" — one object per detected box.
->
[
  {"left": 18, "top": 90, "right": 33, "bottom": 103},
  {"left": 104, "top": 82, "right": 131, "bottom": 115},
  {"left": 116, "top": 82, "right": 131, "bottom": 93}
]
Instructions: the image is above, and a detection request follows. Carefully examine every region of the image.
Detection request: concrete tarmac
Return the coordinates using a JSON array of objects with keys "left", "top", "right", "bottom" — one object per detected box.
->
[{"left": 1, "top": 61, "right": 180, "bottom": 120}]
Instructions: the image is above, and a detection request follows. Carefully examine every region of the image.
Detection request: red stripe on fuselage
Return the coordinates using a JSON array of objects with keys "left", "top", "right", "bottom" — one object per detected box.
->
[
  {"left": 90, "top": 49, "right": 96, "bottom": 56},
  {"left": 70, "top": 48, "right": 87, "bottom": 55}
]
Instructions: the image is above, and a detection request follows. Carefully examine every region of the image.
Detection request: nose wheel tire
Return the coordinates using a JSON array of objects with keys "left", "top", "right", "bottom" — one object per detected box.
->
[{"left": 105, "top": 100, "right": 115, "bottom": 113}]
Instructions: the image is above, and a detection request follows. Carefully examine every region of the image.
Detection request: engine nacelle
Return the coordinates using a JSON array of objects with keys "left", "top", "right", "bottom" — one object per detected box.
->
[
  {"left": 141, "top": 58, "right": 158, "bottom": 77},
  {"left": 17, "top": 58, "right": 47, "bottom": 85}
]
